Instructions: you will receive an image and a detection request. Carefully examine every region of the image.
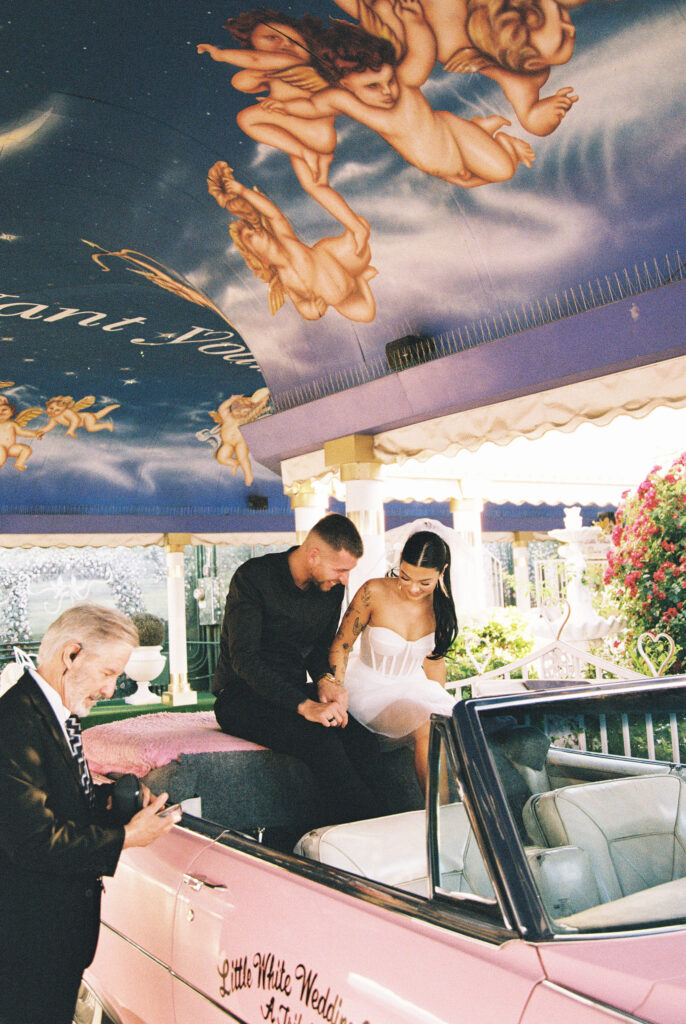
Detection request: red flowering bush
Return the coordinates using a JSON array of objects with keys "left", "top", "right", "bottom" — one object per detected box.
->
[{"left": 604, "top": 452, "right": 686, "bottom": 673}]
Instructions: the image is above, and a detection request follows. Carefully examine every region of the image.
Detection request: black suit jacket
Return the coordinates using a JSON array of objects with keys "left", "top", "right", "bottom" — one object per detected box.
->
[{"left": 0, "top": 672, "right": 125, "bottom": 1024}]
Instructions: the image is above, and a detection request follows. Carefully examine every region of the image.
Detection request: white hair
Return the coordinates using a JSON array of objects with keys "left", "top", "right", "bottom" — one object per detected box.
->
[{"left": 38, "top": 604, "right": 138, "bottom": 663}]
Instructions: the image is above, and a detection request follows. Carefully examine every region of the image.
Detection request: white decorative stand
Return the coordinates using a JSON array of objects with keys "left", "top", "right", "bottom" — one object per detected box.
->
[
  {"left": 462, "top": 507, "right": 643, "bottom": 698},
  {"left": 124, "top": 645, "right": 165, "bottom": 704},
  {"left": 546, "top": 506, "right": 623, "bottom": 644}
]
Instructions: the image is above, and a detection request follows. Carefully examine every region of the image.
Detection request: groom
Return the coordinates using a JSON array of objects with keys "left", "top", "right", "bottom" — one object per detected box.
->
[{"left": 213, "top": 513, "right": 394, "bottom": 825}]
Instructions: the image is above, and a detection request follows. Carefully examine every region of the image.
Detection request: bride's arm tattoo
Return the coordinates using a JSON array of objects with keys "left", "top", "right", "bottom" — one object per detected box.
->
[{"left": 327, "top": 584, "right": 373, "bottom": 683}]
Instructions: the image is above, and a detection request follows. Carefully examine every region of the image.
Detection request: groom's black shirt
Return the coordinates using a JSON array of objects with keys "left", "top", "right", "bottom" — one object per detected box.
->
[{"left": 212, "top": 548, "right": 343, "bottom": 711}]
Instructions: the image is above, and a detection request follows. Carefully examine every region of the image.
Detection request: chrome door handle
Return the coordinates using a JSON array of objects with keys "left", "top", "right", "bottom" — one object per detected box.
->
[{"left": 183, "top": 873, "right": 227, "bottom": 891}]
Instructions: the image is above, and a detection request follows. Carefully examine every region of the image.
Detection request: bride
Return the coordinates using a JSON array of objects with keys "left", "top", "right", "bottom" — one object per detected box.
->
[{"left": 327, "top": 530, "right": 458, "bottom": 791}]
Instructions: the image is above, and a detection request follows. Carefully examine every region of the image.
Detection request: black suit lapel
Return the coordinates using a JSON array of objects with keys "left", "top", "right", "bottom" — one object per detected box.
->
[{"left": 20, "top": 672, "right": 90, "bottom": 807}]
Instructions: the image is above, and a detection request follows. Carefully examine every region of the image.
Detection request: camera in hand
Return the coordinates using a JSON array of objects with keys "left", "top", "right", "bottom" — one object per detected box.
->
[
  {"left": 157, "top": 802, "right": 182, "bottom": 818},
  {"left": 110, "top": 773, "right": 143, "bottom": 824}
]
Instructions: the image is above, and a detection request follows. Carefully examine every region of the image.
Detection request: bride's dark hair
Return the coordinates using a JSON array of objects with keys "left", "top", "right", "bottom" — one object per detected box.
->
[{"left": 400, "top": 531, "right": 458, "bottom": 659}]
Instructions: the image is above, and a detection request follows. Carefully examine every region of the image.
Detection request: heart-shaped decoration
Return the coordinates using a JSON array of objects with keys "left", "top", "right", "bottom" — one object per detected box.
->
[
  {"left": 637, "top": 631, "right": 676, "bottom": 677},
  {"left": 465, "top": 637, "right": 491, "bottom": 675}
]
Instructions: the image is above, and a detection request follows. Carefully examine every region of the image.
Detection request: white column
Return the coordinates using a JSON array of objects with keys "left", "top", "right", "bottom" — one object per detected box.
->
[
  {"left": 512, "top": 532, "right": 532, "bottom": 611},
  {"left": 450, "top": 493, "right": 486, "bottom": 619},
  {"left": 290, "top": 484, "right": 329, "bottom": 544},
  {"left": 323, "top": 434, "right": 385, "bottom": 596},
  {"left": 161, "top": 535, "right": 197, "bottom": 706},
  {"left": 343, "top": 474, "right": 385, "bottom": 594}
]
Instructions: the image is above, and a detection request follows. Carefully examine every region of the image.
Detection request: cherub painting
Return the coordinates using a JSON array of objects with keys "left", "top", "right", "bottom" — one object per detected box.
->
[
  {"left": 198, "top": 9, "right": 370, "bottom": 252},
  {"left": 206, "top": 387, "right": 271, "bottom": 487},
  {"left": 345, "top": 0, "right": 617, "bottom": 136},
  {"left": 0, "top": 398, "right": 42, "bottom": 471},
  {"left": 36, "top": 396, "right": 120, "bottom": 438},
  {"left": 208, "top": 161, "right": 378, "bottom": 322},
  {"left": 260, "top": 0, "right": 534, "bottom": 190}
]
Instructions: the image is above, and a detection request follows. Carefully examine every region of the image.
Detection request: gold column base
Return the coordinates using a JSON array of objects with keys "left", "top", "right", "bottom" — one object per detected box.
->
[{"left": 162, "top": 673, "right": 198, "bottom": 706}]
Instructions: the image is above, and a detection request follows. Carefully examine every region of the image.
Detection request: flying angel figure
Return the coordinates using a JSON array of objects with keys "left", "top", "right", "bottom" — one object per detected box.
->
[
  {"left": 198, "top": 386, "right": 271, "bottom": 488},
  {"left": 337, "top": 0, "right": 581, "bottom": 136},
  {"left": 0, "top": 399, "right": 43, "bottom": 471},
  {"left": 208, "top": 162, "right": 378, "bottom": 323},
  {"left": 198, "top": 9, "right": 371, "bottom": 252},
  {"left": 36, "top": 396, "right": 120, "bottom": 438},
  {"left": 260, "top": 0, "right": 534, "bottom": 191}
]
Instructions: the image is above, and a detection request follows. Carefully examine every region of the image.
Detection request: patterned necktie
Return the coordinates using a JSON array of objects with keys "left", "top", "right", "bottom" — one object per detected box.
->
[{"left": 65, "top": 713, "right": 95, "bottom": 808}]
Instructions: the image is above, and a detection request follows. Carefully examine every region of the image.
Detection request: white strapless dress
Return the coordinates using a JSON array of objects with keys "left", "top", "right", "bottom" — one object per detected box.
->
[{"left": 345, "top": 626, "right": 457, "bottom": 740}]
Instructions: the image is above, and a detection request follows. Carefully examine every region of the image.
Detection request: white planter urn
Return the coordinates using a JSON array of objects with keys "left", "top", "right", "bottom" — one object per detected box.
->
[{"left": 124, "top": 645, "right": 166, "bottom": 704}]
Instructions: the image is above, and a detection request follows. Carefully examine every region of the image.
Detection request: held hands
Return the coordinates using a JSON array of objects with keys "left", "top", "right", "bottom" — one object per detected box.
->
[
  {"left": 123, "top": 791, "right": 181, "bottom": 848},
  {"left": 317, "top": 674, "right": 349, "bottom": 711},
  {"left": 298, "top": 695, "right": 348, "bottom": 728}
]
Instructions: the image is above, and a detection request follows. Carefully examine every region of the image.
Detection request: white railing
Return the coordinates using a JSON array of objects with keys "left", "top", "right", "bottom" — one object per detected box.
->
[
  {"left": 540, "top": 710, "right": 683, "bottom": 763},
  {"left": 483, "top": 548, "right": 505, "bottom": 608},
  {"left": 457, "top": 636, "right": 683, "bottom": 762},
  {"left": 459, "top": 639, "right": 646, "bottom": 699},
  {"left": 533, "top": 558, "right": 567, "bottom": 612}
]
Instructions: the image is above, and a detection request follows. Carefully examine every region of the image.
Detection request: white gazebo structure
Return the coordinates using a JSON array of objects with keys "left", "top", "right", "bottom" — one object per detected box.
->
[{"left": 277, "top": 373, "right": 686, "bottom": 618}]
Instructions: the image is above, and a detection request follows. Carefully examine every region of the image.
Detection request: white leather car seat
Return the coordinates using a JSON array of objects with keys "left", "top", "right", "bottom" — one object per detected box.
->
[
  {"left": 295, "top": 803, "right": 494, "bottom": 899},
  {"left": 523, "top": 774, "right": 686, "bottom": 904},
  {"left": 295, "top": 802, "right": 603, "bottom": 917},
  {"left": 525, "top": 845, "right": 601, "bottom": 918}
]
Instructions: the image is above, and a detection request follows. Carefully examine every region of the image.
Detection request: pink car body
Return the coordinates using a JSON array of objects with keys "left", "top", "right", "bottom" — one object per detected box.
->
[{"left": 82, "top": 678, "right": 686, "bottom": 1024}]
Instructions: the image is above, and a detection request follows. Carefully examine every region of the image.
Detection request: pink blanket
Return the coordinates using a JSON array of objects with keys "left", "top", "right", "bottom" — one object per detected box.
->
[{"left": 84, "top": 711, "right": 264, "bottom": 778}]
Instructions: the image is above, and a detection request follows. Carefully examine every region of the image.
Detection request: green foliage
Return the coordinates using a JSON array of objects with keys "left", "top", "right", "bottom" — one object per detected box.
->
[
  {"left": 604, "top": 452, "right": 686, "bottom": 673},
  {"left": 446, "top": 610, "right": 535, "bottom": 682},
  {"left": 131, "top": 612, "right": 166, "bottom": 646}
]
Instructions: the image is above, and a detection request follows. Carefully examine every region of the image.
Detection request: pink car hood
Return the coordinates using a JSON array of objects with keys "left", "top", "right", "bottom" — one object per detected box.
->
[{"left": 537, "top": 928, "right": 686, "bottom": 1023}]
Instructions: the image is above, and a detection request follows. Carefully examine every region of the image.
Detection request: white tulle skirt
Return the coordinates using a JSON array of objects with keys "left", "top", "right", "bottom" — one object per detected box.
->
[{"left": 346, "top": 655, "right": 457, "bottom": 740}]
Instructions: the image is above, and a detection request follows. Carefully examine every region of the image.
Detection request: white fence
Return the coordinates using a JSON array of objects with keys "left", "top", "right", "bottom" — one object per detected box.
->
[{"left": 540, "top": 710, "right": 683, "bottom": 764}]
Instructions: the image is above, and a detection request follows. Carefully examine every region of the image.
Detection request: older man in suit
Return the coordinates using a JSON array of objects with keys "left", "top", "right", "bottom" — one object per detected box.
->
[{"left": 0, "top": 604, "right": 181, "bottom": 1024}]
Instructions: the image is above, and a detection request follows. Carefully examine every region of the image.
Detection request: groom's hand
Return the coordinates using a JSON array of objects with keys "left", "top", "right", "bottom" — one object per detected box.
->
[{"left": 298, "top": 697, "right": 348, "bottom": 728}]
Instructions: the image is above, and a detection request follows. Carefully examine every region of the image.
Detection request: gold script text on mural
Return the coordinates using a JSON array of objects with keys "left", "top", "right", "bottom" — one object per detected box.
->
[{"left": 0, "top": 294, "right": 257, "bottom": 367}]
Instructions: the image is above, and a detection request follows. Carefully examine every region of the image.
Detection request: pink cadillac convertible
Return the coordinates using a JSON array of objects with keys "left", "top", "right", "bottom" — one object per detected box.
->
[{"left": 79, "top": 677, "right": 686, "bottom": 1024}]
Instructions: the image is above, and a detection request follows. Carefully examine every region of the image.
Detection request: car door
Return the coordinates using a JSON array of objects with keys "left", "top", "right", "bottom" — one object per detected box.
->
[
  {"left": 171, "top": 826, "right": 544, "bottom": 1024},
  {"left": 89, "top": 826, "right": 212, "bottom": 1024}
]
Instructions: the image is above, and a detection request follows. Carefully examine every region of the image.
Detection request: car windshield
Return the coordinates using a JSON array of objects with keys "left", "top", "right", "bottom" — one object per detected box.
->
[{"left": 474, "top": 681, "right": 686, "bottom": 934}]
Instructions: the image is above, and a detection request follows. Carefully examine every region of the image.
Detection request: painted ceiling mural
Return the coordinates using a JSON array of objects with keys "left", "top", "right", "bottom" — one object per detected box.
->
[{"left": 1, "top": 0, "right": 684, "bottom": 525}]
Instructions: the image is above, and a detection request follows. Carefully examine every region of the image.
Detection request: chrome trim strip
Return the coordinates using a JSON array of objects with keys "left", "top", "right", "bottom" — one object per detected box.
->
[
  {"left": 168, "top": 975, "right": 252, "bottom": 1024},
  {"left": 100, "top": 922, "right": 170, "bottom": 972},
  {"left": 433, "top": 885, "right": 498, "bottom": 907},
  {"left": 538, "top": 980, "right": 650, "bottom": 1022},
  {"left": 548, "top": 920, "right": 686, "bottom": 942},
  {"left": 100, "top": 923, "right": 251, "bottom": 1023},
  {"left": 467, "top": 676, "right": 686, "bottom": 714}
]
